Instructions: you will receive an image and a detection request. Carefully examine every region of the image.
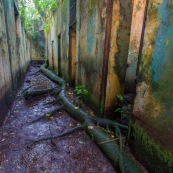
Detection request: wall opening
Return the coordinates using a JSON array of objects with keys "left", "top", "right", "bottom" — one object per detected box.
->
[
  {"left": 69, "top": 25, "right": 76, "bottom": 86},
  {"left": 70, "top": 0, "right": 76, "bottom": 27},
  {"left": 14, "top": 2, "right": 20, "bottom": 36},
  {"left": 69, "top": 0, "right": 76, "bottom": 86},
  {"left": 52, "top": 40, "right": 55, "bottom": 71},
  {"left": 58, "top": 34, "right": 62, "bottom": 77}
]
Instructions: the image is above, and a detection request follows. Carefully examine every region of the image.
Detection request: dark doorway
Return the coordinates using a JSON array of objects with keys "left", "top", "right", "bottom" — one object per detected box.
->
[
  {"left": 69, "top": 26, "right": 76, "bottom": 86},
  {"left": 52, "top": 40, "right": 55, "bottom": 71},
  {"left": 69, "top": 0, "right": 77, "bottom": 86},
  {"left": 58, "top": 34, "right": 62, "bottom": 77}
]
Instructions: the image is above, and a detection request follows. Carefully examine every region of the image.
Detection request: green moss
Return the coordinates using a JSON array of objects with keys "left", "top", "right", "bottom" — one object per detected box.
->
[
  {"left": 83, "top": 92, "right": 100, "bottom": 115},
  {"left": 132, "top": 122, "right": 173, "bottom": 173},
  {"left": 139, "top": 2, "right": 160, "bottom": 83}
]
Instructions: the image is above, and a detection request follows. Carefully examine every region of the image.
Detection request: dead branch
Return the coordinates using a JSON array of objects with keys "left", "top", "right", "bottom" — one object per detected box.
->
[
  {"left": 29, "top": 105, "right": 64, "bottom": 123},
  {"left": 21, "top": 85, "right": 34, "bottom": 95},
  {"left": 43, "top": 98, "right": 60, "bottom": 105},
  {"left": 29, "top": 125, "right": 84, "bottom": 143},
  {"left": 23, "top": 86, "right": 59, "bottom": 99}
]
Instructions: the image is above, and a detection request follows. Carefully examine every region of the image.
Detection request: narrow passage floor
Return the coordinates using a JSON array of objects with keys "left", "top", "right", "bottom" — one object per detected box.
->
[{"left": 0, "top": 66, "right": 117, "bottom": 173}]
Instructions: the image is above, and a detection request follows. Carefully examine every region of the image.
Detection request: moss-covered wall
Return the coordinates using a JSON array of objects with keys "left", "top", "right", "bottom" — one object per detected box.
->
[
  {"left": 132, "top": 0, "right": 173, "bottom": 171},
  {"left": 131, "top": 122, "right": 173, "bottom": 173},
  {"left": 125, "top": 0, "right": 147, "bottom": 93},
  {"left": 46, "top": 0, "right": 133, "bottom": 115},
  {"left": 0, "top": 0, "right": 31, "bottom": 125},
  {"left": 47, "top": 0, "right": 69, "bottom": 80},
  {"left": 105, "top": 0, "right": 133, "bottom": 115},
  {"left": 76, "top": 0, "right": 107, "bottom": 113}
]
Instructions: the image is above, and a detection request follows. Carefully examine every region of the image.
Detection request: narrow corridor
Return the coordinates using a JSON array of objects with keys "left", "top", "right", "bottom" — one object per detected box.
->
[{"left": 0, "top": 66, "right": 116, "bottom": 173}]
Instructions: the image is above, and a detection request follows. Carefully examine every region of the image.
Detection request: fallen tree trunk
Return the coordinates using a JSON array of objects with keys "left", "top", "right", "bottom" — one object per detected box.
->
[
  {"left": 23, "top": 86, "right": 59, "bottom": 99},
  {"left": 37, "top": 63, "right": 144, "bottom": 173}
]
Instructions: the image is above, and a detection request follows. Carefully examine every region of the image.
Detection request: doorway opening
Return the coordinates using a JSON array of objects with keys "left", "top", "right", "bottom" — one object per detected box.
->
[
  {"left": 69, "top": 25, "right": 76, "bottom": 87},
  {"left": 58, "top": 34, "right": 62, "bottom": 77}
]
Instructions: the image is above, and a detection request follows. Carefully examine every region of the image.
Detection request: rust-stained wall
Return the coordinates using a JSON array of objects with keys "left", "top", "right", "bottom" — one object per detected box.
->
[
  {"left": 130, "top": 0, "right": 173, "bottom": 172},
  {"left": 47, "top": 0, "right": 69, "bottom": 79},
  {"left": 125, "top": 0, "right": 148, "bottom": 94},
  {"left": 105, "top": 0, "right": 133, "bottom": 115},
  {"left": 77, "top": 0, "right": 107, "bottom": 113},
  {"left": 46, "top": 0, "right": 133, "bottom": 115},
  {"left": 0, "top": 0, "right": 31, "bottom": 125},
  {"left": 45, "top": 0, "right": 173, "bottom": 170}
]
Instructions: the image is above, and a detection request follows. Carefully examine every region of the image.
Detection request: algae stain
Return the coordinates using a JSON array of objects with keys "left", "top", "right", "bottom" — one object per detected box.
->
[{"left": 132, "top": 122, "right": 173, "bottom": 173}]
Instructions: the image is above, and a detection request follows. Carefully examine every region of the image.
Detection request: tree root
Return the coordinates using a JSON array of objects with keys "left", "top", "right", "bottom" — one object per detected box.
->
[
  {"left": 37, "top": 63, "right": 144, "bottom": 173},
  {"left": 30, "top": 125, "right": 84, "bottom": 142},
  {"left": 25, "top": 62, "right": 144, "bottom": 172},
  {"left": 23, "top": 86, "right": 59, "bottom": 99},
  {"left": 30, "top": 105, "right": 64, "bottom": 123},
  {"left": 28, "top": 70, "right": 40, "bottom": 76},
  {"left": 21, "top": 85, "right": 34, "bottom": 95},
  {"left": 51, "top": 88, "right": 62, "bottom": 97},
  {"left": 43, "top": 98, "right": 60, "bottom": 105}
]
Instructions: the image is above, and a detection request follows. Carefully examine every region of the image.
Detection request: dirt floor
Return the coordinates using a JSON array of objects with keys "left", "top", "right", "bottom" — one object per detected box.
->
[{"left": 0, "top": 66, "right": 117, "bottom": 173}]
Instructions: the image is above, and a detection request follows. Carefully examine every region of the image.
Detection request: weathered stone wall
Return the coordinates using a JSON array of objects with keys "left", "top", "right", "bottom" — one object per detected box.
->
[
  {"left": 0, "top": 0, "right": 31, "bottom": 125},
  {"left": 45, "top": 0, "right": 173, "bottom": 171},
  {"left": 46, "top": 0, "right": 133, "bottom": 115},
  {"left": 77, "top": 0, "right": 107, "bottom": 113},
  {"left": 127, "top": 0, "right": 173, "bottom": 172}
]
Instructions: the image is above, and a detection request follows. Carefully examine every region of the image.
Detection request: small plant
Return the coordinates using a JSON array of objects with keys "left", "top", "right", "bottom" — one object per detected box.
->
[
  {"left": 74, "top": 85, "right": 89, "bottom": 97},
  {"left": 115, "top": 94, "right": 131, "bottom": 118}
]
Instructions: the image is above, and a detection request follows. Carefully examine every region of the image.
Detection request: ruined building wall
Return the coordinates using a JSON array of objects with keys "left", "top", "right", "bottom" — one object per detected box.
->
[
  {"left": 46, "top": 0, "right": 133, "bottom": 115},
  {"left": 128, "top": 0, "right": 173, "bottom": 172},
  {"left": 0, "top": 0, "right": 31, "bottom": 125},
  {"left": 45, "top": 0, "right": 173, "bottom": 171}
]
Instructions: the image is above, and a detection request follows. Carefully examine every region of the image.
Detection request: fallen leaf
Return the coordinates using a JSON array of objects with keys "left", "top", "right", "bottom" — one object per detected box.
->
[
  {"left": 69, "top": 123, "right": 73, "bottom": 127},
  {"left": 78, "top": 141, "right": 84, "bottom": 144},
  {"left": 3, "top": 133, "right": 8, "bottom": 136},
  {"left": 88, "top": 126, "right": 93, "bottom": 130}
]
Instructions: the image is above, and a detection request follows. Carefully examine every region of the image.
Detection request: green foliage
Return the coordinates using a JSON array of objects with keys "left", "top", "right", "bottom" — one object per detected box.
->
[
  {"left": 19, "top": 0, "right": 42, "bottom": 38},
  {"left": 44, "top": 23, "right": 51, "bottom": 34},
  {"left": 19, "top": 0, "right": 58, "bottom": 36},
  {"left": 132, "top": 122, "right": 173, "bottom": 172},
  {"left": 32, "top": 0, "right": 58, "bottom": 33},
  {"left": 117, "top": 94, "right": 124, "bottom": 102},
  {"left": 74, "top": 85, "right": 89, "bottom": 97},
  {"left": 115, "top": 94, "right": 131, "bottom": 118}
]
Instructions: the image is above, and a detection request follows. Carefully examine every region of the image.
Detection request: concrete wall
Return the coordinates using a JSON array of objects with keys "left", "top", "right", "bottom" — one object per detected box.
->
[
  {"left": 128, "top": 0, "right": 173, "bottom": 172},
  {"left": 46, "top": 0, "right": 133, "bottom": 115},
  {"left": 0, "top": 0, "right": 31, "bottom": 125},
  {"left": 77, "top": 0, "right": 107, "bottom": 113},
  {"left": 45, "top": 0, "right": 173, "bottom": 171}
]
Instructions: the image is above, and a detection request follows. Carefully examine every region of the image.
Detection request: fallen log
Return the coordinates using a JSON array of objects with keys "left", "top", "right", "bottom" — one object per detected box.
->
[
  {"left": 37, "top": 62, "right": 144, "bottom": 173},
  {"left": 23, "top": 86, "right": 59, "bottom": 99}
]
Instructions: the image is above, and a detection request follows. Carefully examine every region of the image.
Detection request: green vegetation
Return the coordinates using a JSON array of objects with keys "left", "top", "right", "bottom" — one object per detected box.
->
[
  {"left": 132, "top": 122, "right": 173, "bottom": 173},
  {"left": 115, "top": 94, "right": 131, "bottom": 118},
  {"left": 19, "top": 0, "right": 58, "bottom": 37},
  {"left": 74, "top": 85, "right": 89, "bottom": 97},
  {"left": 19, "top": 0, "right": 41, "bottom": 38},
  {"left": 33, "top": 0, "right": 58, "bottom": 34}
]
